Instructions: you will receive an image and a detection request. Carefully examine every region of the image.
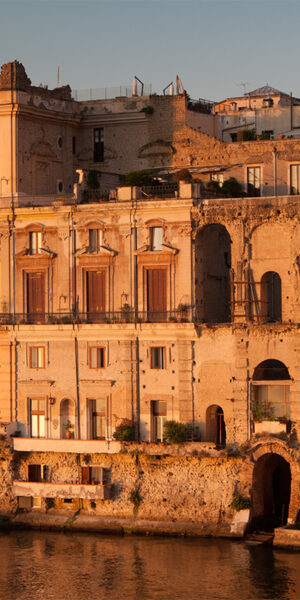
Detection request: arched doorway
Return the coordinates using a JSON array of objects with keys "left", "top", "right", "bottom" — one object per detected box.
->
[
  {"left": 260, "top": 272, "right": 282, "bottom": 322},
  {"left": 195, "top": 224, "right": 231, "bottom": 323},
  {"left": 205, "top": 405, "right": 226, "bottom": 446},
  {"left": 252, "top": 453, "right": 291, "bottom": 530},
  {"left": 60, "top": 399, "right": 75, "bottom": 438}
]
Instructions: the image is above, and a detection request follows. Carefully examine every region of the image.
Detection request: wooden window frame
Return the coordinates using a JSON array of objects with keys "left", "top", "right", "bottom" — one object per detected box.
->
[
  {"left": 150, "top": 347, "right": 166, "bottom": 369},
  {"left": 150, "top": 226, "right": 163, "bottom": 251},
  {"left": 89, "top": 346, "right": 105, "bottom": 369},
  {"left": 252, "top": 381, "right": 290, "bottom": 420},
  {"left": 81, "top": 466, "right": 105, "bottom": 485},
  {"left": 30, "top": 398, "right": 46, "bottom": 438},
  {"left": 90, "top": 399, "right": 107, "bottom": 440},
  {"left": 88, "top": 229, "right": 102, "bottom": 253},
  {"left": 29, "top": 231, "right": 42, "bottom": 255},
  {"left": 29, "top": 346, "right": 45, "bottom": 369},
  {"left": 247, "top": 166, "right": 261, "bottom": 196}
]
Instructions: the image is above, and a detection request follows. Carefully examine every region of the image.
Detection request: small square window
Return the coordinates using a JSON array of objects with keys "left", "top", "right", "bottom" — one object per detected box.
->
[
  {"left": 29, "top": 232, "right": 42, "bottom": 255},
  {"left": 150, "top": 227, "right": 163, "bottom": 251},
  {"left": 29, "top": 347, "right": 45, "bottom": 369},
  {"left": 150, "top": 347, "right": 165, "bottom": 369},
  {"left": 89, "top": 347, "right": 105, "bottom": 369}
]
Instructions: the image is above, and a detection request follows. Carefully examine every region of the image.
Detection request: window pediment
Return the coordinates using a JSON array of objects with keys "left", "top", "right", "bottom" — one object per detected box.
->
[{"left": 135, "top": 243, "right": 178, "bottom": 256}]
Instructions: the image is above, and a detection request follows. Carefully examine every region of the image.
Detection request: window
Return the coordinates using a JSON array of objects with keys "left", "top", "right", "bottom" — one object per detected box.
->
[
  {"left": 89, "top": 229, "right": 102, "bottom": 253},
  {"left": 93, "top": 128, "right": 104, "bottom": 162},
  {"left": 89, "top": 347, "right": 105, "bottom": 369},
  {"left": 29, "top": 346, "right": 45, "bottom": 369},
  {"left": 57, "top": 180, "right": 64, "bottom": 193},
  {"left": 81, "top": 466, "right": 105, "bottom": 485},
  {"left": 30, "top": 398, "right": 45, "bottom": 438},
  {"left": 290, "top": 164, "right": 300, "bottom": 194},
  {"left": 252, "top": 360, "right": 291, "bottom": 422},
  {"left": 247, "top": 166, "right": 261, "bottom": 196},
  {"left": 151, "top": 401, "right": 167, "bottom": 442},
  {"left": 147, "top": 268, "right": 167, "bottom": 321},
  {"left": 253, "top": 385, "right": 290, "bottom": 420},
  {"left": 26, "top": 272, "right": 45, "bottom": 322},
  {"left": 230, "top": 133, "right": 237, "bottom": 142},
  {"left": 260, "top": 272, "right": 282, "bottom": 322},
  {"left": 151, "top": 347, "right": 165, "bottom": 369},
  {"left": 90, "top": 399, "right": 106, "bottom": 439},
  {"left": 72, "top": 136, "right": 76, "bottom": 155},
  {"left": 150, "top": 227, "right": 163, "bottom": 251},
  {"left": 28, "top": 464, "right": 48, "bottom": 482},
  {"left": 29, "top": 232, "right": 42, "bottom": 255}
]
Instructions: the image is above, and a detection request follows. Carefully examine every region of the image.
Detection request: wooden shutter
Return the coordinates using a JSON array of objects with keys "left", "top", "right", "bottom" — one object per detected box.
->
[
  {"left": 147, "top": 268, "right": 167, "bottom": 320},
  {"left": 27, "top": 272, "right": 45, "bottom": 321},
  {"left": 81, "top": 467, "right": 91, "bottom": 485},
  {"left": 86, "top": 270, "right": 106, "bottom": 320}
]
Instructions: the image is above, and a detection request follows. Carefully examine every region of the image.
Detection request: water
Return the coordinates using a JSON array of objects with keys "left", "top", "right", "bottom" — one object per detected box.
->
[{"left": 0, "top": 530, "right": 298, "bottom": 600}]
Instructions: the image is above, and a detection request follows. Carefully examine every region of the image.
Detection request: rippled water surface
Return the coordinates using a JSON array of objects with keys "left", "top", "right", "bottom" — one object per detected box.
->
[{"left": 0, "top": 530, "right": 298, "bottom": 600}]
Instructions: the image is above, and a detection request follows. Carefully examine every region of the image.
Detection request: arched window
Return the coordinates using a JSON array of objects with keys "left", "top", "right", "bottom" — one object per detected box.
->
[
  {"left": 60, "top": 399, "right": 75, "bottom": 439},
  {"left": 252, "top": 360, "right": 291, "bottom": 422},
  {"left": 261, "top": 272, "right": 281, "bottom": 322},
  {"left": 195, "top": 225, "right": 231, "bottom": 323},
  {"left": 205, "top": 405, "right": 226, "bottom": 446}
]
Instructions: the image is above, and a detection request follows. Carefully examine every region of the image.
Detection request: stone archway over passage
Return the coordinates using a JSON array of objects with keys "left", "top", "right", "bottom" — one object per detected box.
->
[{"left": 251, "top": 452, "right": 291, "bottom": 530}]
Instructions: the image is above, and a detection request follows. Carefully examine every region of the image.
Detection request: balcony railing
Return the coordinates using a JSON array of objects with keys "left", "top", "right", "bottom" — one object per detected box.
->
[
  {"left": 0, "top": 309, "right": 194, "bottom": 325},
  {"left": 141, "top": 184, "right": 178, "bottom": 198}
]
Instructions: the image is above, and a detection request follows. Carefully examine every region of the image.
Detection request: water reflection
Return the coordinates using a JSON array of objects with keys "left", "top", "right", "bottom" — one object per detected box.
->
[{"left": 0, "top": 530, "right": 298, "bottom": 600}]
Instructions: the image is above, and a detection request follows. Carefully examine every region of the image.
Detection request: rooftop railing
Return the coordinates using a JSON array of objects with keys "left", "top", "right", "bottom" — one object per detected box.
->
[{"left": 0, "top": 309, "right": 194, "bottom": 326}]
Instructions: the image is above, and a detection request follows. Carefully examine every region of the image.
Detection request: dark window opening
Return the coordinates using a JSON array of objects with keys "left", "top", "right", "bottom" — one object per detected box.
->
[
  {"left": 94, "top": 128, "right": 104, "bottom": 162},
  {"left": 28, "top": 464, "right": 48, "bottom": 482},
  {"left": 205, "top": 405, "right": 226, "bottom": 446},
  {"left": 150, "top": 347, "right": 165, "bottom": 369},
  {"left": 81, "top": 466, "right": 105, "bottom": 485},
  {"left": 260, "top": 272, "right": 282, "bottom": 322}
]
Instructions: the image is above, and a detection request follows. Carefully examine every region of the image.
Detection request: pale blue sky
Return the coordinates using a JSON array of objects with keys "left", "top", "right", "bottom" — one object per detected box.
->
[{"left": 0, "top": 0, "right": 299, "bottom": 101}]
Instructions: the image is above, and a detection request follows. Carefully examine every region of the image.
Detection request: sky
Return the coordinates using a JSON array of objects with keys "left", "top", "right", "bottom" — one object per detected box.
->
[{"left": 0, "top": 0, "right": 300, "bottom": 102}]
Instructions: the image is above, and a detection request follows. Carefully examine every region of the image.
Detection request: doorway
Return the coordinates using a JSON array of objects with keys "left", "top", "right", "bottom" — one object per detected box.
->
[
  {"left": 252, "top": 453, "right": 291, "bottom": 530},
  {"left": 205, "top": 405, "right": 226, "bottom": 446}
]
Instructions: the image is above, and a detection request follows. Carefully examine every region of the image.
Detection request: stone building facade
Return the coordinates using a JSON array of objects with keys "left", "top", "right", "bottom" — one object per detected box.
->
[{"left": 0, "top": 61, "right": 297, "bottom": 534}]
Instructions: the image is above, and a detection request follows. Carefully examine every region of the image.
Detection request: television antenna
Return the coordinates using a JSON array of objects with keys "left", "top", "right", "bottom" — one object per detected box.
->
[{"left": 237, "top": 82, "right": 249, "bottom": 95}]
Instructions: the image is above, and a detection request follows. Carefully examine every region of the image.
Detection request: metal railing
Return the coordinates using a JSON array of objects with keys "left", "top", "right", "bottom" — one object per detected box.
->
[
  {"left": 73, "top": 84, "right": 152, "bottom": 102},
  {"left": 141, "top": 184, "right": 178, "bottom": 198},
  {"left": 0, "top": 309, "right": 194, "bottom": 325}
]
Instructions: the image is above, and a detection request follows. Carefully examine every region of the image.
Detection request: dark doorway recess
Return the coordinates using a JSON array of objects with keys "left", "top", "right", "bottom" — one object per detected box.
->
[
  {"left": 205, "top": 405, "right": 226, "bottom": 447},
  {"left": 251, "top": 453, "right": 291, "bottom": 531}
]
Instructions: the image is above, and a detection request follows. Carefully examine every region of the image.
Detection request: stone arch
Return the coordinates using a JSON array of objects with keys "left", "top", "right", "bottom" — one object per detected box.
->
[
  {"left": 260, "top": 271, "right": 282, "bottom": 322},
  {"left": 205, "top": 405, "right": 226, "bottom": 446},
  {"left": 195, "top": 224, "right": 231, "bottom": 323},
  {"left": 251, "top": 451, "right": 291, "bottom": 530},
  {"left": 60, "top": 398, "right": 75, "bottom": 439}
]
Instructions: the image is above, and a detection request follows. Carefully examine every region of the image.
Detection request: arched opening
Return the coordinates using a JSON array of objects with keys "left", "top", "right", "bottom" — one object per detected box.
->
[
  {"left": 260, "top": 272, "right": 282, "bottom": 322},
  {"left": 252, "top": 360, "right": 291, "bottom": 423},
  {"left": 195, "top": 224, "right": 231, "bottom": 323},
  {"left": 205, "top": 405, "right": 226, "bottom": 446},
  {"left": 252, "top": 453, "right": 291, "bottom": 530},
  {"left": 60, "top": 399, "right": 75, "bottom": 439}
]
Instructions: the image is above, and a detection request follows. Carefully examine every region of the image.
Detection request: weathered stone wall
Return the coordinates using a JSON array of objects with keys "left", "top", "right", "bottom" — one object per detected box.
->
[{"left": 0, "top": 440, "right": 298, "bottom": 536}]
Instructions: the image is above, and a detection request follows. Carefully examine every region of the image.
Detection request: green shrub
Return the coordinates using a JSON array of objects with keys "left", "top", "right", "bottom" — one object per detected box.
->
[
  {"left": 231, "top": 491, "right": 251, "bottom": 511},
  {"left": 140, "top": 105, "right": 154, "bottom": 115},
  {"left": 221, "top": 177, "right": 245, "bottom": 198},
  {"left": 124, "top": 169, "right": 155, "bottom": 186},
  {"left": 129, "top": 488, "right": 142, "bottom": 508},
  {"left": 87, "top": 169, "right": 100, "bottom": 190},
  {"left": 172, "top": 169, "right": 192, "bottom": 183},
  {"left": 164, "top": 420, "right": 187, "bottom": 444},
  {"left": 113, "top": 419, "right": 135, "bottom": 442},
  {"left": 242, "top": 129, "right": 256, "bottom": 141}
]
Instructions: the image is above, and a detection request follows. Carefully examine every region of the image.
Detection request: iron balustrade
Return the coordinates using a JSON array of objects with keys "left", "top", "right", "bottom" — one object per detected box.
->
[
  {"left": 0, "top": 309, "right": 194, "bottom": 325},
  {"left": 141, "top": 184, "right": 178, "bottom": 198}
]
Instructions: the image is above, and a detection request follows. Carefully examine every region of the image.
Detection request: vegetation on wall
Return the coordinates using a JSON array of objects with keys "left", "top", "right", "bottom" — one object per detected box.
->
[
  {"left": 172, "top": 169, "right": 192, "bottom": 183},
  {"left": 86, "top": 170, "right": 100, "bottom": 190},
  {"left": 124, "top": 169, "right": 155, "bottom": 186},
  {"left": 221, "top": 177, "right": 245, "bottom": 198},
  {"left": 113, "top": 419, "right": 135, "bottom": 442},
  {"left": 164, "top": 420, "right": 188, "bottom": 444},
  {"left": 140, "top": 105, "right": 154, "bottom": 115},
  {"left": 231, "top": 491, "right": 251, "bottom": 511}
]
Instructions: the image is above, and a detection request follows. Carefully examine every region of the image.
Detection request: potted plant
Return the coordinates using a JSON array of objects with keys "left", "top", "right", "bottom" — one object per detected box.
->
[
  {"left": 177, "top": 303, "right": 189, "bottom": 322},
  {"left": 121, "top": 303, "right": 131, "bottom": 323},
  {"left": 65, "top": 420, "right": 74, "bottom": 439}
]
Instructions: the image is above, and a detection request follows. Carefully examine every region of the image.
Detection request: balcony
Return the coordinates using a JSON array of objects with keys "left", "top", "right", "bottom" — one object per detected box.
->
[
  {"left": 0, "top": 309, "right": 194, "bottom": 326},
  {"left": 13, "top": 480, "right": 112, "bottom": 500},
  {"left": 12, "top": 437, "right": 122, "bottom": 454}
]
